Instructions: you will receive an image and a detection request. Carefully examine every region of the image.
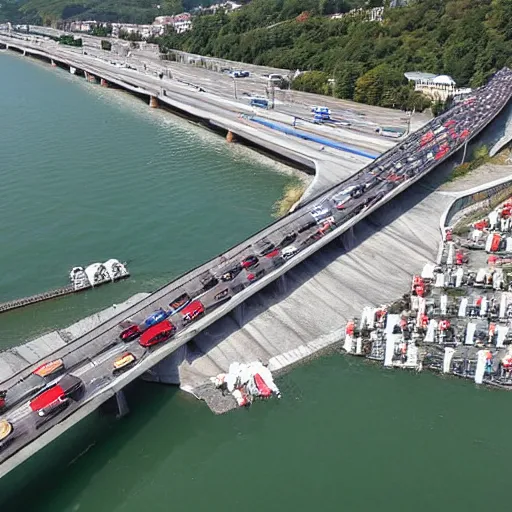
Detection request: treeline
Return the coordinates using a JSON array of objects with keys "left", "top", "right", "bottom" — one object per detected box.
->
[
  {"left": 159, "top": 0, "right": 512, "bottom": 110},
  {"left": 1, "top": 0, "right": 211, "bottom": 25}
]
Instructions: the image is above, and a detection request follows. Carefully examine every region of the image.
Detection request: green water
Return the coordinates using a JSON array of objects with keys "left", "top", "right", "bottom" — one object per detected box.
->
[
  {"left": 0, "top": 52, "right": 295, "bottom": 346},
  {"left": 0, "top": 53, "right": 509, "bottom": 512}
]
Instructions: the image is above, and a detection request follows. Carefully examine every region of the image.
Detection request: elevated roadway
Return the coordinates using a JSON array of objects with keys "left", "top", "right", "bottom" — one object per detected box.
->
[{"left": 0, "top": 36, "right": 511, "bottom": 477}]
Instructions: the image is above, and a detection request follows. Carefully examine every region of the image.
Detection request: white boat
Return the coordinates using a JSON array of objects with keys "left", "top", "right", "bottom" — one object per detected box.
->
[{"left": 69, "top": 259, "right": 129, "bottom": 289}]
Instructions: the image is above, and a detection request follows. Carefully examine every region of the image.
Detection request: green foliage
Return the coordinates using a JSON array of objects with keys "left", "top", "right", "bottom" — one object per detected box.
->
[
  {"left": 292, "top": 71, "right": 330, "bottom": 94},
  {"left": 90, "top": 24, "right": 112, "bottom": 37},
  {"left": 101, "top": 39, "right": 112, "bottom": 51},
  {"left": 449, "top": 144, "right": 490, "bottom": 182},
  {"left": 158, "top": 0, "right": 512, "bottom": 109},
  {"left": 3, "top": 0, "right": 206, "bottom": 24},
  {"left": 58, "top": 34, "right": 82, "bottom": 46}
]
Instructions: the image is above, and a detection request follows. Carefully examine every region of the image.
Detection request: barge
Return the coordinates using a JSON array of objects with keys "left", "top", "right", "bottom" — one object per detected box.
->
[{"left": 0, "top": 259, "right": 129, "bottom": 314}]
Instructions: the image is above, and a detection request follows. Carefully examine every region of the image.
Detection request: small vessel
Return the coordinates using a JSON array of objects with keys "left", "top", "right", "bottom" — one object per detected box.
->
[{"left": 70, "top": 259, "right": 129, "bottom": 290}]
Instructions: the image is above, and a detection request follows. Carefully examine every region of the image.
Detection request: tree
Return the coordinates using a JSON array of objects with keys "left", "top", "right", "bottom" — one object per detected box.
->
[{"left": 291, "top": 71, "right": 329, "bottom": 94}]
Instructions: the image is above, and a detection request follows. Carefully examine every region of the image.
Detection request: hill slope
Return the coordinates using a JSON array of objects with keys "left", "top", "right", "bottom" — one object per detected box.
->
[{"left": 159, "top": 0, "right": 512, "bottom": 109}]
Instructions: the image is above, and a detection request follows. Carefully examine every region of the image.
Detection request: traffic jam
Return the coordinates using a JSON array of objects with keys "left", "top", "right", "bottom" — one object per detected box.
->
[
  {"left": 343, "top": 190, "right": 512, "bottom": 387},
  {"left": 0, "top": 69, "right": 512, "bottom": 460}
]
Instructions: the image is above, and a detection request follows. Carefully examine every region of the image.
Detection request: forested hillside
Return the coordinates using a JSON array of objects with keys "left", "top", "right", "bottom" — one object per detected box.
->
[
  {"left": 0, "top": 0, "right": 210, "bottom": 24},
  {"left": 159, "top": 0, "right": 512, "bottom": 110}
]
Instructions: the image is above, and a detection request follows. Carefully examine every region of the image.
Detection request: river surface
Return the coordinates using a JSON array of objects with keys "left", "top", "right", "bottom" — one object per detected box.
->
[{"left": 0, "top": 52, "right": 510, "bottom": 512}]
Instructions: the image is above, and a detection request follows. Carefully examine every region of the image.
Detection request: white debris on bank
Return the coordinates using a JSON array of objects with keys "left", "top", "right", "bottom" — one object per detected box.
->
[{"left": 211, "top": 361, "right": 281, "bottom": 407}]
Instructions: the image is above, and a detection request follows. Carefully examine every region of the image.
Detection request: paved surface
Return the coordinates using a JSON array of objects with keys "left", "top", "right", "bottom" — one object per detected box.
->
[{"left": 0, "top": 33, "right": 511, "bottom": 477}]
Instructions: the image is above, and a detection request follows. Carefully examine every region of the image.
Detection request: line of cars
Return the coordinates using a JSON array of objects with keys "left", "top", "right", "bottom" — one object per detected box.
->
[{"left": 1, "top": 68, "right": 512, "bottom": 459}]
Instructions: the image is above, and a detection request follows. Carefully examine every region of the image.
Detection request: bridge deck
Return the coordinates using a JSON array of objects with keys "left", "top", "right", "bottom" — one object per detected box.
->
[{"left": 0, "top": 36, "right": 511, "bottom": 478}]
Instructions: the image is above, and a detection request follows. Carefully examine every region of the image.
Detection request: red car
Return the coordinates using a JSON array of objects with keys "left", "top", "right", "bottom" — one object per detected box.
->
[
  {"left": 264, "top": 248, "right": 281, "bottom": 259},
  {"left": 241, "top": 255, "right": 259, "bottom": 269},
  {"left": 459, "top": 129, "right": 470, "bottom": 140},
  {"left": 181, "top": 300, "right": 205, "bottom": 325},
  {"left": 444, "top": 120, "right": 456, "bottom": 128},
  {"left": 420, "top": 131, "right": 434, "bottom": 147},
  {"left": 29, "top": 375, "right": 84, "bottom": 418},
  {"left": 139, "top": 320, "right": 176, "bottom": 347},
  {"left": 120, "top": 325, "right": 142, "bottom": 342}
]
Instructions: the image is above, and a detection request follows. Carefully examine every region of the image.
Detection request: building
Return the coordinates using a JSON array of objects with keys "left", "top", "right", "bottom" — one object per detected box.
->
[
  {"left": 331, "top": 6, "right": 384, "bottom": 22},
  {"left": 404, "top": 72, "right": 472, "bottom": 101},
  {"left": 152, "top": 13, "right": 192, "bottom": 33}
]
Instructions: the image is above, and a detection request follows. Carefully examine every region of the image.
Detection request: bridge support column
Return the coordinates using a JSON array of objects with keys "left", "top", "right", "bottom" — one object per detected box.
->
[
  {"left": 100, "top": 78, "right": 109, "bottom": 87},
  {"left": 115, "top": 390, "right": 129, "bottom": 418},
  {"left": 230, "top": 302, "right": 245, "bottom": 326},
  {"left": 22, "top": 49, "right": 26, "bottom": 56},
  {"left": 149, "top": 95, "right": 159, "bottom": 108},
  {"left": 226, "top": 130, "right": 235, "bottom": 143},
  {"left": 51, "top": 59, "right": 56, "bottom": 67},
  {"left": 276, "top": 274, "right": 287, "bottom": 295}
]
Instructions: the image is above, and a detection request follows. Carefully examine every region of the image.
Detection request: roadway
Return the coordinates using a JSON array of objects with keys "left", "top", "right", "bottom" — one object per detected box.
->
[
  {"left": 2, "top": 29, "right": 414, "bottom": 153},
  {"left": 0, "top": 37, "right": 510, "bottom": 475}
]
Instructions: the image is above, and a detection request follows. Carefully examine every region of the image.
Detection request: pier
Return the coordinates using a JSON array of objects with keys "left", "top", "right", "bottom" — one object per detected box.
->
[{"left": 0, "top": 32, "right": 511, "bottom": 479}]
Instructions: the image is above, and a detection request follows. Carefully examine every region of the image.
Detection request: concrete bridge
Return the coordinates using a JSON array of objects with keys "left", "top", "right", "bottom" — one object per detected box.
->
[{"left": 0, "top": 36, "right": 512, "bottom": 478}]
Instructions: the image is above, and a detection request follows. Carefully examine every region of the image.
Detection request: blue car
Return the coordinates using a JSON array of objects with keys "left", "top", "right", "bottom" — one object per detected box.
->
[{"left": 144, "top": 308, "right": 170, "bottom": 328}]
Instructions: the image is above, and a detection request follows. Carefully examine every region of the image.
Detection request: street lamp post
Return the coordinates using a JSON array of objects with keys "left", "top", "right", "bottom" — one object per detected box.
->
[{"left": 232, "top": 76, "right": 237, "bottom": 99}]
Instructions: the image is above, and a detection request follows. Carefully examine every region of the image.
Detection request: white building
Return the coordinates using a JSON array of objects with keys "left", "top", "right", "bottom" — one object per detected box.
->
[{"left": 404, "top": 72, "right": 472, "bottom": 101}]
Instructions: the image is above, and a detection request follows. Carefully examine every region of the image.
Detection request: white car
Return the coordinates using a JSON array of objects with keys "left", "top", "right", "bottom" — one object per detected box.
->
[
  {"left": 332, "top": 194, "right": 352, "bottom": 210},
  {"left": 281, "top": 245, "right": 299, "bottom": 260},
  {"left": 332, "top": 185, "right": 357, "bottom": 201},
  {"left": 310, "top": 205, "right": 332, "bottom": 223}
]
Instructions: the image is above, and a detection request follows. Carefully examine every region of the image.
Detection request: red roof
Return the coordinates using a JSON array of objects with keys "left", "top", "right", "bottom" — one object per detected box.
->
[
  {"left": 30, "top": 385, "right": 64, "bottom": 411},
  {"left": 140, "top": 319, "right": 174, "bottom": 345}
]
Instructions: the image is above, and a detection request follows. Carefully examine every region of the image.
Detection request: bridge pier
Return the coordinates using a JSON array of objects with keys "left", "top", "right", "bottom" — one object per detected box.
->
[
  {"left": 85, "top": 71, "right": 96, "bottom": 83},
  {"left": 22, "top": 49, "right": 26, "bottom": 56},
  {"left": 276, "top": 274, "right": 287, "bottom": 295},
  {"left": 149, "top": 95, "right": 159, "bottom": 108},
  {"left": 100, "top": 78, "right": 109, "bottom": 87},
  {"left": 114, "top": 390, "right": 129, "bottom": 418},
  {"left": 230, "top": 301, "right": 245, "bottom": 326},
  {"left": 51, "top": 59, "right": 56, "bottom": 67},
  {"left": 226, "top": 130, "right": 235, "bottom": 143}
]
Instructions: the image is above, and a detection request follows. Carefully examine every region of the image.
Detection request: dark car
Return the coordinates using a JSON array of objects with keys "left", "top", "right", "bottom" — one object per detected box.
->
[
  {"left": 220, "top": 265, "right": 243, "bottom": 282},
  {"left": 246, "top": 268, "right": 266, "bottom": 283},
  {"left": 214, "top": 288, "right": 231, "bottom": 302},
  {"left": 277, "top": 232, "right": 297, "bottom": 248},
  {"left": 168, "top": 293, "right": 191, "bottom": 314},
  {"left": 241, "top": 255, "right": 259, "bottom": 269},
  {"left": 201, "top": 275, "right": 219, "bottom": 291},
  {"left": 119, "top": 325, "right": 142, "bottom": 342},
  {"left": 255, "top": 240, "right": 275, "bottom": 256},
  {"left": 298, "top": 220, "right": 316, "bottom": 234}
]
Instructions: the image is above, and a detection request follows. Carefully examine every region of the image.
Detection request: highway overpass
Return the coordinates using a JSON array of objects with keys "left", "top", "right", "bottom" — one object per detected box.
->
[{"left": 0, "top": 36, "right": 511, "bottom": 478}]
